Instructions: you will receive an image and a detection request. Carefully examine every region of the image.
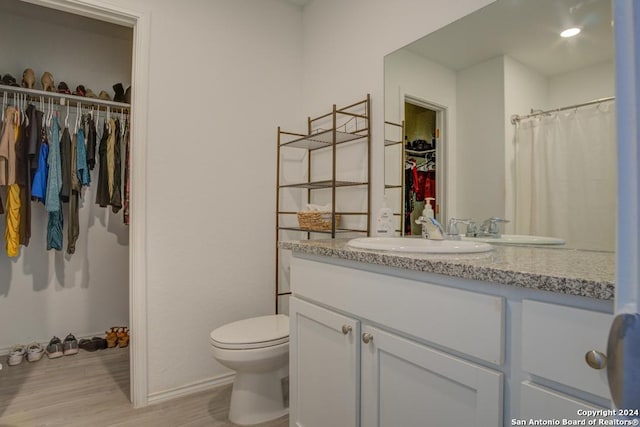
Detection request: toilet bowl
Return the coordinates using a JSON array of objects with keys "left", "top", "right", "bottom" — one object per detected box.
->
[{"left": 210, "top": 314, "right": 289, "bottom": 426}]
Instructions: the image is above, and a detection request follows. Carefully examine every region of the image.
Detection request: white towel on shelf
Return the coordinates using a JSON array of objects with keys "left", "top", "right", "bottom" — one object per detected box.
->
[{"left": 305, "top": 203, "right": 332, "bottom": 212}]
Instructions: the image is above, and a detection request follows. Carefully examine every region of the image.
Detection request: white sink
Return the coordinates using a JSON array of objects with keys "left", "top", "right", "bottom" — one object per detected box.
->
[
  {"left": 347, "top": 237, "right": 493, "bottom": 254},
  {"left": 462, "top": 234, "right": 565, "bottom": 245}
]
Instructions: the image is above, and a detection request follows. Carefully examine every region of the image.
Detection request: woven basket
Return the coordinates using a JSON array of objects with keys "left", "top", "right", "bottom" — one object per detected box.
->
[{"left": 297, "top": 211, "right": 341, "bottom": 231}]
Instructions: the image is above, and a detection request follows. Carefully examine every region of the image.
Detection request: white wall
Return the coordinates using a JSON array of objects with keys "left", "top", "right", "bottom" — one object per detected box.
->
[
  {"left": 101, "top": 0, "right": 304, "bottom": 396},
  {"left": 456, "top": 56, "right": 505, "bottom": 221},
  {"left": 548, "top": 61, "right": 615, "bottom": 107},
  {"left": 0, "top": 5, "right": 131, "bottom": 351},
  {"left": 503, "top": 56, "right": 548, "bottom": 232}
]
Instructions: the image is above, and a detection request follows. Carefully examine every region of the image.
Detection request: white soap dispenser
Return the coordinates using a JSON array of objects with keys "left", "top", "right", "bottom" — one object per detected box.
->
[
  {"left": 375, "top": 197, "right": 395, "bottom": 236},
  {"left": 423, "top": 197, "right": 435, "bottom": 219}
]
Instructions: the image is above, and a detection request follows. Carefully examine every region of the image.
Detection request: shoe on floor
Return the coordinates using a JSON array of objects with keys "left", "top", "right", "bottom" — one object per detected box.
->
[
  {"left": 26, "top": 342, "right": 44, "bottom": 362},
  {"left": 46, "top": 336, "right": 64, "bottom": 359},
  {"left": 63, "top": 334, "right": 79, "bottom": 356},
  {"left": 8, "top": 345, "right": 26, "bottom": 366},
  {"left": 79, "top": 338, "right": 98, "bottom": 352}
]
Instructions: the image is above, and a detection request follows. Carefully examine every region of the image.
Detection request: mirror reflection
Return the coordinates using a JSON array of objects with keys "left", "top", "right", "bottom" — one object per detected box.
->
[{"left": 384, "top": 0, "right": 615, "bottom": 251}]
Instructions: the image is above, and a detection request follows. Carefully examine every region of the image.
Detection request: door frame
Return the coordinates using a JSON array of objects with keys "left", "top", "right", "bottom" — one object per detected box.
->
[
  {"left": 22, "top": 0, "right": 151, "bottom": 407},
  {"left": 401, "top": 93, "right": 448, "bottom": 225}
]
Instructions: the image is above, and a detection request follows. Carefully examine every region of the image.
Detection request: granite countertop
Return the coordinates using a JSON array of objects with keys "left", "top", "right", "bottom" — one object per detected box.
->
[{"left": 279, "top": 239, "right": 616, "bottom": 301}]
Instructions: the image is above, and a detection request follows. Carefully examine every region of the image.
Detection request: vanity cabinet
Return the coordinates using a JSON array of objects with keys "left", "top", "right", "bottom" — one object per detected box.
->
[
  {"left": 289, "top": 256, "right": 505, "bottom": 427},
  {"left": 520, "top": 300, "right": 612, "bottom": 419}
]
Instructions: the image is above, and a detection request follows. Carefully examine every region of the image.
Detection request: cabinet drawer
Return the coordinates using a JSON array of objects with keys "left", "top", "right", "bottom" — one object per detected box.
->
[
  {"left": 520, "top": 381, "right": 610, "bottom": 421},
  {"left": 521, "top": 300, "right": 612, "bottom": 399},
  {"left": 291, "top": 257, "right": 505, "bottom": 365}
]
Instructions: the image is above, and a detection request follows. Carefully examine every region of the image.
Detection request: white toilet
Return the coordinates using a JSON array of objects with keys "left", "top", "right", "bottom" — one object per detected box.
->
[{"left": 209, "top": 314, "right": 289, "bottom": 426}]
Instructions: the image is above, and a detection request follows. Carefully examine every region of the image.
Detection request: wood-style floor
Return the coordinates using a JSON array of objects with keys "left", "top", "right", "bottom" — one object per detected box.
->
[{"left": 0, "top": 347, "right": 288, "bottom": 427}]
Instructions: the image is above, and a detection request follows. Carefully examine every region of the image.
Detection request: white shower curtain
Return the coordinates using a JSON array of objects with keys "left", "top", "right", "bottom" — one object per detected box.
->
[{"left": 512, "top": 101, "right": 616, "bottom": 251}]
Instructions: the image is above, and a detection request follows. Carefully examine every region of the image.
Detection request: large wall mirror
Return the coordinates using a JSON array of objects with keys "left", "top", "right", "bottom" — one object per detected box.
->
[{"left": 384, "top": 0, "right": 615, "bottom": 251}]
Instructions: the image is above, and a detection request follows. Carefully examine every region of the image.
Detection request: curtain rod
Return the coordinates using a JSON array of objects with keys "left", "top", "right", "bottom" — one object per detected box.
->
[
  {"left": 1, "top": 83, "right": 130, "bottom": 110},
  {"left": 510, "top": 96, "right": 615, "bottom": 125}
]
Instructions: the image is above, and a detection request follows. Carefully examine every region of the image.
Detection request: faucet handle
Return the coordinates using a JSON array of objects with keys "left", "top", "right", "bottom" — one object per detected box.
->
[
  {"left": 482, "top": 217, "right": 510, "bottom": 237},
  {"left": 466, "top": 221, "right": 478, "bottom": 237},
  {"left": 447, "top": 218, "right": 470, "bottom": 240}
]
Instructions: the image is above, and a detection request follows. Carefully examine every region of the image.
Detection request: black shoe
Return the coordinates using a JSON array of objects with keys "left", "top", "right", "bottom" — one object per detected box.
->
[{"left": 113, "top": 83, "right": 125, "bottom": 102}]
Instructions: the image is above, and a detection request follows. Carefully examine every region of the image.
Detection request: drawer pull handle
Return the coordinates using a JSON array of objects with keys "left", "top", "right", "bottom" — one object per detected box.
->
[
  {"left": 341, "top": 325, "right": 352, "bottom": 335},
  {"left": 585, "top": 350, "right": 607, "bottom": 370},
  {"left": 362, "top": 333, "right": 374, "bottom": 344}
]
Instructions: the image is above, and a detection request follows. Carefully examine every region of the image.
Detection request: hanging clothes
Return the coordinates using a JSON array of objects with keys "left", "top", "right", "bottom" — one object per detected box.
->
[
  {"left": 110, "top": 119, "right": 122, "bottom": 213},
  {"left": 59, "top": 127, "right": 72, "bottom": 203},
  {"left": 96, "top": 121, "right": 109, "bottom": 207},
  {"left": 45, "top": 116, "right": 62, "bottom": 212},
  {"left": 76, "top": 127, "right": 90, "bottom": 187},
  {"left": 16, "top": 116, "right": 32, "bottom": 246},
  {"left": 46, "top": 116, "right": 63, "bottom": 251},
  {"left": 0, "top": 106, "right": 17, "bottom": 186},
  {"left": 67, "top": 132, "right": 80, "bottom": 255},
  {"left": 123, "top": 119, "right": 130, "bottom": 225},
  {"left": 31, "top": 128, "right": 48, "bottom": 203},
  {"left": 86, "top": 115, "right": 97, "bottom": 170},
  {"left": 5, "top": 184, "right": 21, "bottom": 257}
]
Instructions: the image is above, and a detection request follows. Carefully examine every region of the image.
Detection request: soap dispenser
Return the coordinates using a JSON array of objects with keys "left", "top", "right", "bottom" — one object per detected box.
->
[
  {"left": 375, "top": 197, "right": 395, "bottom": 236},
  {"left": 423, "top": 197, "right": 435, "bottom": 219}
]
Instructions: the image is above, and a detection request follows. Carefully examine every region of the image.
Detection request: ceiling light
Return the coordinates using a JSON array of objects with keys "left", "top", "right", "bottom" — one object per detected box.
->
[{"left": 560, "top": 27, "right": 581, "bottom": 38}]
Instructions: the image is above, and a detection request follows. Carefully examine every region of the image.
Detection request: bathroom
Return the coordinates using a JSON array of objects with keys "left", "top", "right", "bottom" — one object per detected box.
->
[{"left": 0, "top": 0, "right": 638, "bottom": 426}]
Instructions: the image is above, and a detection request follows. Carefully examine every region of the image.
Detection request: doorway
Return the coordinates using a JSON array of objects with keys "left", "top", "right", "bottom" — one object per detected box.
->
[
  {"left": 402, "top": 96, "right": 446, "bottom": 235},
  {"left": 20, "top": 0, "right": 150, "bottom": 408}
]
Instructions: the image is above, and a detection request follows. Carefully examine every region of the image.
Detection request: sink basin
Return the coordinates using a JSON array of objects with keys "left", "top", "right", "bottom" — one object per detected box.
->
[
  {"left": 347, "top": 237, "right": 493, "bottom": 254},
  {"left": 462, "top": 234, "right": 565, "bottom": 245}
]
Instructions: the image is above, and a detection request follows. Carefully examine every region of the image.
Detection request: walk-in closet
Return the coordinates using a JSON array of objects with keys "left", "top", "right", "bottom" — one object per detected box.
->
[{"left": 0, "top": 0, "right": 133, "bottom": 383}]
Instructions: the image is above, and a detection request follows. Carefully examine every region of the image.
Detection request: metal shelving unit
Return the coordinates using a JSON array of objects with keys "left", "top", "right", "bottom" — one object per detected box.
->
[{"left": 275, "top": 95, "right": 371, "bottom": 312}]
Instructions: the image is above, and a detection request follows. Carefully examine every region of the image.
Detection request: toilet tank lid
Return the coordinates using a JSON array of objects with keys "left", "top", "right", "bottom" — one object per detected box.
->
[{"left": 210, "top": 314, "right": 289, "bottom": 346}]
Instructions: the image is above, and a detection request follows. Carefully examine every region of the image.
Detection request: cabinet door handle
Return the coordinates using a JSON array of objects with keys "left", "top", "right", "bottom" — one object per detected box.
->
[
  {"left": 362, "top": 333, "right": 374, "bottom": 344},
  {"left": 585, "top": 350, "right": 607, "bottom": 370},
  {"left": 341, "top": 324, "right": 352, "bottom": 335}
]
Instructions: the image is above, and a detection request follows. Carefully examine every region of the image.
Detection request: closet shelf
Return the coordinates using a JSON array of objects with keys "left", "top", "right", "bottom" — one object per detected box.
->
[
  {"left": 278, "top": 211, "right": 369, "bottom": 216},
  {"left": 281, "top": 129, "right": 367, "bottom": 150},
  {"left": 0, "top": 84, "right": 130, "bottom": 110},
  {"left": 279, "top": 180, "right": 368, "bottom": 190},
  {"left": 405, "top": 148, "right": 435, "bottom": 156}
]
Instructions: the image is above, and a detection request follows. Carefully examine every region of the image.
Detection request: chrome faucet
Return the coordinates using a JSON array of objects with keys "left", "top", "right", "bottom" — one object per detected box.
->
[
  {"left": 415, "top": 216, "right": 446, "bottom": 240},
  {"left": 479, "top": 217, "right": 510, "bottom": 238},
  {"left": 446, "top": 218, "right": 471, "bottom": 240}
]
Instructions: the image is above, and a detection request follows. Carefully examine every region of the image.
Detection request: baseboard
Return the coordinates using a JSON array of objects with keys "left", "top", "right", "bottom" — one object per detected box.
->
[{"left": 146, "top": 372, "right": 235, "bottom": 405}]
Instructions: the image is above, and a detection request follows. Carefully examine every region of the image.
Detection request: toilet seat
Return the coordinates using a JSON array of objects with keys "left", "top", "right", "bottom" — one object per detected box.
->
[{"left": 210, "top": 314, "right": 289, "bottom": 350}]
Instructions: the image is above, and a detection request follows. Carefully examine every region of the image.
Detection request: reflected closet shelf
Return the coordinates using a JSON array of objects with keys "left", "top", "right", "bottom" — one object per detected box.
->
[
  {"left": 281, "top": 129, "right": 367, "bottom": 150},
  {"left": 279, "top": 180, "right": 368, "bottom": 189}
]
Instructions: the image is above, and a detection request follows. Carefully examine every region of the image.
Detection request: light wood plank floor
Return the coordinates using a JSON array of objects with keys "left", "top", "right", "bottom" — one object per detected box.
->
[{"left": 0, "top": 347, "right": 288, "bottom": 427}]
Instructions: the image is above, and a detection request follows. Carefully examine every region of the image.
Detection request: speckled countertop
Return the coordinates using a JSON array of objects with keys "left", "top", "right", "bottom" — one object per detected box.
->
[{"left": 279, "top": 239, "right": 615, "bottom": 301}]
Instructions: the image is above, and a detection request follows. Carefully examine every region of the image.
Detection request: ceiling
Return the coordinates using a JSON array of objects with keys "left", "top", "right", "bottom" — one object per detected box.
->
[{"left": 403, "top": 0, "right": 613, "bottom": 76}]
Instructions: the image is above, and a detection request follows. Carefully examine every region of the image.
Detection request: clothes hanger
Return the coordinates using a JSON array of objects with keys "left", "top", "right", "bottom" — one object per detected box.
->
[
  {"left": 74, "top": 102, "right": 80, "bottom": 135},
  {"left": 23, "top": 94, "right": 29, "bottom": 127},
  {"left": 2, "top": 92, "right": 6, "bottom": 121},
  {"left": 65, "top": 102, "right": 70, "bottom": 129}
]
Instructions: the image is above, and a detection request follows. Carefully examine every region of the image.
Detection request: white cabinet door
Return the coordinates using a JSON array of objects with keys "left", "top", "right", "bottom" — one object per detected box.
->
[
  {"left": 289, "top": 297, "right": 360, "bottom": 427},
  {"left": 360, "top": 325, "right": 503, "bottom": 427}
]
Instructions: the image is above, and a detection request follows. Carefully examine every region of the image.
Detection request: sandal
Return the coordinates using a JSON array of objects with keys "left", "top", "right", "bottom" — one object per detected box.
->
[
  {"left": 105, "top": 327, "right": 118, "bottom": 348},
  {"left": 117, "top": 327, "right": 130, "bottom": 348}
]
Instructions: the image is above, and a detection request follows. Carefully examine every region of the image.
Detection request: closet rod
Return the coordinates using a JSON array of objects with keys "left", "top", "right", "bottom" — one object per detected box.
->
[
  {"left": 510, "top": 96, "right": 615, "bottom": 124},
  {"left": 0, "top": 84, "right": 130, "bottom": 111}
]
